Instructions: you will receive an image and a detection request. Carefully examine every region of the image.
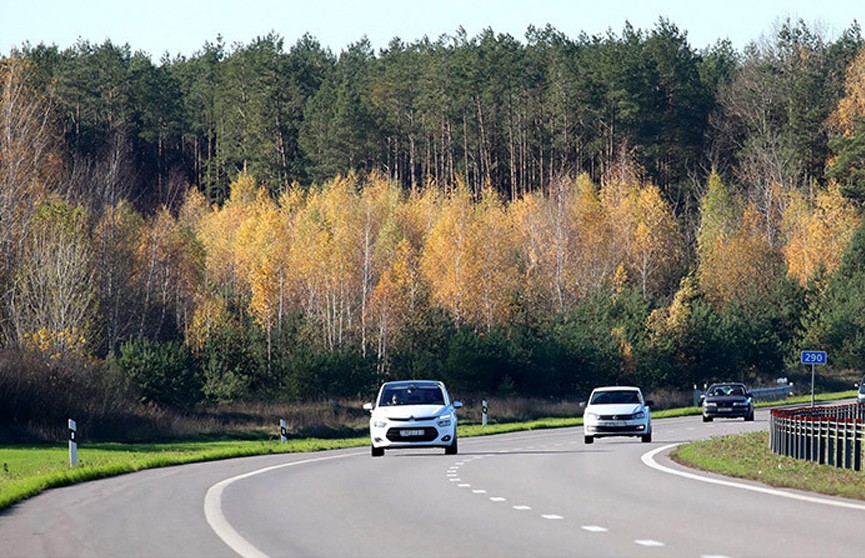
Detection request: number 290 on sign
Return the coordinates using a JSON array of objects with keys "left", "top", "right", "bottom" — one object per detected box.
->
[{"left": 800, "top": 350, "right": 827, "bottom": 365}]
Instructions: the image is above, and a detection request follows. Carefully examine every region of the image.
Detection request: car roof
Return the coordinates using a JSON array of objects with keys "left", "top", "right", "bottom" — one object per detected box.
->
[
  {"left": 591, "top": 386, "right": 641, "bottom": 392},
  {"left": 708, "top": 382, "right": 746, "bottom": 388},
  {"left": 381, "top": 380, "right": 443, "bottom": 388}
]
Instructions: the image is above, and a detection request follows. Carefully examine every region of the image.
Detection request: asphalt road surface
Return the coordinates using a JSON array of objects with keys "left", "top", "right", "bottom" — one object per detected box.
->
[{"left": 3, "top": 408, "right": 865, "bottom": 558}]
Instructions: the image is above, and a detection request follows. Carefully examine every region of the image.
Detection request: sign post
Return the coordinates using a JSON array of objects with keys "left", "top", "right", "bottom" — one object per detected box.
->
[
  {"left": 800, "top": 350, "right": 827, "bottom": 407},
  {"left": 68, "top": 419, "right": 78, "bottom": 466},
  {"left": 482, "top": 400, "right": 488, "bottom": 427}
]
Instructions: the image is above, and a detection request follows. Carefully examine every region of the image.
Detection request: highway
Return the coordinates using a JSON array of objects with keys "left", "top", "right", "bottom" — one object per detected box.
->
[{"left": 3, "top": 408, "right": 865, "bottom": 557}]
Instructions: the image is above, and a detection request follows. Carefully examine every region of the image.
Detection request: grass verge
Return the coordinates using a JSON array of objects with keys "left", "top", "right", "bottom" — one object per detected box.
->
[
  {"left": 0, "top": 437, "right": 368, "bottom": 511},
  {"left": 672, "top": 430, "right": 865, "bottom": 502}
]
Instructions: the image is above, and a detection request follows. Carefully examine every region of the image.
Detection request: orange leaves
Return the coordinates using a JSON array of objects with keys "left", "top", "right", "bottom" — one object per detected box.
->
[
  {"left": 238, "top": 192, "right": 289, "bottom": 334},
  {"left": 600, "top": 171, "right": 682, "bottom": 298},
  {"left": 183, "top": 164, "right": 860, "bottom": 362},
  {"left": 828, "top": 46, "right": 865, "bottom": 137},
  {"left": 510, "top": 171, "right": 681, "bottom": 312},
  {"left": 783, "top": 183, "right": 861, "bottom": 285},
  {"left": 470, "top": 189, "right": 520, "bottom": 330},
  {"left": 700, "top": 202, "right": 783, "bottom": 306},
  {"left": 369, "top": 238, "right": 423, "bottom": 366},
  {"left": 420, "top": 186, "right": 474, "bottom": 325}
]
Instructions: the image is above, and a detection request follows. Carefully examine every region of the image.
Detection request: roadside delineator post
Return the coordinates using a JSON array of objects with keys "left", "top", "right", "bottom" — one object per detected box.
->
[
  {"left": 280, "top": 419, "right": 287, "bottom": 443},
  {"left": 482, "top": 400, "right": 488, "bottom": 427},
  {"left": 68, "top": 419, "right": 78, "bottom": 466}
]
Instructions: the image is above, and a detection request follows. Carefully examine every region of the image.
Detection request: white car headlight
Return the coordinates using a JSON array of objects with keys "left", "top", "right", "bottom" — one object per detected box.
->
[
  {"left": 584, "top": 412, "right": 598, "bottom": 420},
  {"left": 705, "top": 402, "right": 717, "bottom": 407},
  {"left": 373, "top": 420, "right": 388, "bottom": 428},
  {"left": 633, "top": 410, "right": 646, "bottom": 419},
  {"left": 437, "top": 413, "right": 453, "bottom": 427}
]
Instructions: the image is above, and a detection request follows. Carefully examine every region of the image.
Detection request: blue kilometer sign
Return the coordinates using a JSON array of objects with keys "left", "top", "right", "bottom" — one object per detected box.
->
[{"left": 801, "top": 350, "right": 827, "bottom": 365}]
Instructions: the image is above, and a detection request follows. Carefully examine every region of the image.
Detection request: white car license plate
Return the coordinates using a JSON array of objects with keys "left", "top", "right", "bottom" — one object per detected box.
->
[
  {"left": 401, "top": 429, "right": 424, "bottom": 437},
  {"left": 603, "top": 421, "right": 626, "bottom": 427}
]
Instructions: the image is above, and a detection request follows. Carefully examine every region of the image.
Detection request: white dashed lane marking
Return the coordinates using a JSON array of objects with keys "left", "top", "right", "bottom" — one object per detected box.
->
[
  {"left": 635, "top": 539, "right": 665, "bottom": 547},
  {"left": 440, "top": 439, "right": 746, "bottom": 556},
  {"left": 446, "top": 445, "right": 652, "bottom": 547}
]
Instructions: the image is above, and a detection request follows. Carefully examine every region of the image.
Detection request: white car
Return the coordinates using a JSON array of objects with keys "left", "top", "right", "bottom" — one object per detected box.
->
[
  {"left": 363, "top": 380, "right": 462, "bottom": 457},
  {"left": 582, "top": 386, "right": 653, "bottom": 444}
]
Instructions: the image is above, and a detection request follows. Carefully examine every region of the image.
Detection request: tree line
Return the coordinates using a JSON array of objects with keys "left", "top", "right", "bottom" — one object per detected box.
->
[{"left": 2, "top": 19, "right": 865, "bottom": 426}]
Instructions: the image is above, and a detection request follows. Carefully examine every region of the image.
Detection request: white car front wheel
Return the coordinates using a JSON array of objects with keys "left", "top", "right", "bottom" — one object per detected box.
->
[{"left": 445, "top": 435, "right": 458, "bottom": 455}]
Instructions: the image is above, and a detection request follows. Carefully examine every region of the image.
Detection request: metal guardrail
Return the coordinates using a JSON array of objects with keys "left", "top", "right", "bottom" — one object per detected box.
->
[
  {"left": 749, "top": 385, "right": 795, "bottom": 402},
  {"left": 770, "top": 403, "right": 865, "bottom": 471}
]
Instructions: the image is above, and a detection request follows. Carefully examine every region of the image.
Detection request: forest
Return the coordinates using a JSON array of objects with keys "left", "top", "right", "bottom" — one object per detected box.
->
[{"left": 2, "top": 18, "right": 865, "bottom": 438}]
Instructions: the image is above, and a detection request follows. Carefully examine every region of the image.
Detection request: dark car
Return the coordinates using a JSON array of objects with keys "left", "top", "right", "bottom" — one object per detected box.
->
[{"left": 702, "top": 382, "right": 754, "bottom": 422}]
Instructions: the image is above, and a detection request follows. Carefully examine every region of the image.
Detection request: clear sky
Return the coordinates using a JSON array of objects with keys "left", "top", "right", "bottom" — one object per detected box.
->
[{"left": 1, "top": 0, "right": 862, "bottom": 60}]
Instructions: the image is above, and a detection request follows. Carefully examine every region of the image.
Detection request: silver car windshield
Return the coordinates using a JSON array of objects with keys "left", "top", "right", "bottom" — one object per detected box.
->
[{"left": 379, "top": 385, "right": 445, "bottom": 406}]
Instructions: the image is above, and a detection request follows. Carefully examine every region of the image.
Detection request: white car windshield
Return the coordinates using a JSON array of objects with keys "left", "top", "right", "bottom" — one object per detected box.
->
[
  {"left": 590, "top": 390, "right": 640, "bottom": 405},
  {"left": 379, "top": 385, "right": 445, "bottom": 406}
]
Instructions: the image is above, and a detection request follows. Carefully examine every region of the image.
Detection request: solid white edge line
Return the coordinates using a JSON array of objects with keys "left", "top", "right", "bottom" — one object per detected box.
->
[
  {"left": 204, "top": 452, "right": 363, "bottom": 558},
  {"left": 641, "top": 444, "right": 865, "bottom": 512}
]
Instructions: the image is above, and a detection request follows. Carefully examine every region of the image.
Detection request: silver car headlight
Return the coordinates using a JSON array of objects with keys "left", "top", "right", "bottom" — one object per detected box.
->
[
  {"left": 633, "top": 410, "right": 646, "bottom": 419},
  {"left": 705, "top": 402, "right": 717, "bottom": 407},
  {"left": 437, "top": 413, "right": 453, "bottom": 427}
]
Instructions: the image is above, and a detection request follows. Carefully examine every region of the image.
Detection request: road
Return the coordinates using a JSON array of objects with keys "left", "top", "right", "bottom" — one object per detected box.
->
[{"left": 3, "top": 408, "right": 865, "bottom": 557}]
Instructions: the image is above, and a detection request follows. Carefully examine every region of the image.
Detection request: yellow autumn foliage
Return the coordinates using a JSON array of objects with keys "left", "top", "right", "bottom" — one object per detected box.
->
[{"left": 783, "top": 182, "right": 861, "bottom": 285}]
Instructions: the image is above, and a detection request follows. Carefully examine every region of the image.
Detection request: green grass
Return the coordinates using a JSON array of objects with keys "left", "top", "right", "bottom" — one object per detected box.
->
[
  {"left": 1, "top": 389, "right": 859, "bottom": 512},
  {"left": 0, "top": 437, "right": 368, "bottom": 510},
  {"left": 672, "top": 430, "right": 865, "bottom": 501}
]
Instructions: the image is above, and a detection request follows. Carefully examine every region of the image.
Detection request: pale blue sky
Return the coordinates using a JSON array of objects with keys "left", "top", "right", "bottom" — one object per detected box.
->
[{"left": 1, "top": 0, "right": 862, "bottom": 59}]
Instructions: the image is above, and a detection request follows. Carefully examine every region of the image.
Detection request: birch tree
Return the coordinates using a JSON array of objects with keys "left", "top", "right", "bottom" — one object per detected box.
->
[{"left": 10, "top": 198, "right": 95, "bottom": 357}]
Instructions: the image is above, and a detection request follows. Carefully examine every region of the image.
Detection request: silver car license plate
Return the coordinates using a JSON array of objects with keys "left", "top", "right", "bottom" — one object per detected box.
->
[{"left": 401, "top": 429, "right": 424, "bottom": 437}]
